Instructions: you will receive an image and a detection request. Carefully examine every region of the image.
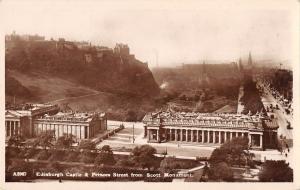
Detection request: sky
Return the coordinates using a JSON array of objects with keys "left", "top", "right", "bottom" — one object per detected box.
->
[{"left": 2, "top": 0, "right": 297, "bottom": 67}]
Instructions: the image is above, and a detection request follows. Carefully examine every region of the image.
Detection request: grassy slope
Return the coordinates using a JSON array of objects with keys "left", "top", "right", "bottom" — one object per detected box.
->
[
  {"left": 6, "top": 70, "right": 98, "bottom": 103},
  {"left": 6, "top": 69, "right": 157, "bottom": 120}
]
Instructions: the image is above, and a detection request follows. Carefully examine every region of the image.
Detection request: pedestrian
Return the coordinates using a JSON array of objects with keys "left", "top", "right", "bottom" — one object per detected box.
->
[
  {"left": 285, "top": 153, "right": 287, "bottom": 157},
  {"left": 288, "top": 148, "right": 290, "bottom": 153}
]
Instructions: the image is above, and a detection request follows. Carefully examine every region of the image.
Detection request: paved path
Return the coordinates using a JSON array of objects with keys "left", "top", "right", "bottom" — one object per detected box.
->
[
  {"left": 45, "top": 92, "right": 106, "bottom": 104},
  {"left": 250, "top": 148, "right": 294, "bottom": 169},
  {"left": 97, "top": 121, "right": 215, "bottom": 158}
]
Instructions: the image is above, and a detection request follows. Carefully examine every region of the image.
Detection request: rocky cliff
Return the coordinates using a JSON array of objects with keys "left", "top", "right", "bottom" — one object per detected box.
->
[{"left": 5, "top": 37, "right": 160, "bottom": 100}]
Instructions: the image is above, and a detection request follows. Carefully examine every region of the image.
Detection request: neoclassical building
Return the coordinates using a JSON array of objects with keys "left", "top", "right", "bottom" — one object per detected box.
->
[
  {"left": 5, "top": 103, "right": 107, "bottom": 141},
  {"left": 5, "top": 104, "right": 60, "bottom": 138},
  {"left": 143, "top": 110, "right": 278, "bottom": 150},
  {"left": 34, "top": 112, "right": 107, "bottom": 141}
]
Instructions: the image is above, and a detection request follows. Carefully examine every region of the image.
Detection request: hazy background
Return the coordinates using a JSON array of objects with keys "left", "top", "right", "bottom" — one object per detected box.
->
[{"left": 2, "top": 0, "right": 294, "bottom": 67}]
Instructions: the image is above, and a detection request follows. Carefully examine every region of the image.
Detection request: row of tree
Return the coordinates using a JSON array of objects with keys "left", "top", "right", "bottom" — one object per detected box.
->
[{"left": 208, "top": 136, "right": 293, "bottom": 182}]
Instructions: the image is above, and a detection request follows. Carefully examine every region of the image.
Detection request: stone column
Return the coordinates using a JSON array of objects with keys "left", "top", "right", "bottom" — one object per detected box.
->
[
  {"left": 219, "top": 131, "right": 221, "bottom": 144},
  {"left": 14, "top": 121, "right": 17, "bottom": 135},
  {"left": 156, "top": 129, "right": 159, "bottom": 142},
  {"left": 248, "top": 134, "right": 252, "bottom": 146},
  {"left": 260, "top": 134, "right": 263, "bottom": 148},
  {"left": 230, "top": 132, "right": 233, "bottom": 140},
  {"left": 57, "top": 124, "right": 60, "bottom": 137},
  {"left": 242, "top": 133, "right": 244, "bottom": 137},
  {"left": 207, "top": 131, "right": 210, "bottom": 143},
  {"left": 224, "top": 132, "right": 227, "bottom": 142},
  {"left": 213, "top": 131, "right": 216, "bottom": 143},
  {"left": 11, "top": 121, "right": 14, "bottom": 136},
  {"left": 180, "top": 129, "right": 183, "bottom": 141},
  {"left": 201, "top": 130, "right": 204, "bottom": 143},
  {"left": 18, "top": 121, "right": 21, "bottom": 136},
  {"left": 186, "top": 129, "right": 188, "bottom": 142},
  {"left": 175, "top": 129, "right": 178, "bottom": 141},
  {"left": 197, "top": 130, "right": 199, "bottom": 142},
  {"left": 170, "top": 128, "right": 172, "bottom": 141}
]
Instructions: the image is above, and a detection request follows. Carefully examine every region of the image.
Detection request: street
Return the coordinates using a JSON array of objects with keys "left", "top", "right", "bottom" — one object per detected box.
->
[{"left": 260, "top": 88, "right": 293, "bottom": 140}]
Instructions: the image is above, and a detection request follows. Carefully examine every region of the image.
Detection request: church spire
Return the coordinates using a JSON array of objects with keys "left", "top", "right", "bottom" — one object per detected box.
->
[
  {"left": 238, "top": 57, "right": 243, "bottom": 71},
  {"left": 248, "top": 52, "right": 252, "bottom": 67},
  {"left": 202, "top": 61, "right": 206, "bottom": 74}
]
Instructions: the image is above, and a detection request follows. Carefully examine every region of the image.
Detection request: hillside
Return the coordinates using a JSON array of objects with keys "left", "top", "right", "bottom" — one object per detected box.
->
[
  {"left": 5, "top": 69, "right": 160, "bottom": 121},
  {"left": 5, "top": 37, "right": 160, "bottom": 98},
  {"left": 6, "top": 70, "right": 98, "bottom": 103}
]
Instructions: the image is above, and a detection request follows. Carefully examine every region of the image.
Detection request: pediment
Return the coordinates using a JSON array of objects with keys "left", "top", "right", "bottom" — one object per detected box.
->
[{"left": 5, "top": 110, "right": 22, "bottom": 118}]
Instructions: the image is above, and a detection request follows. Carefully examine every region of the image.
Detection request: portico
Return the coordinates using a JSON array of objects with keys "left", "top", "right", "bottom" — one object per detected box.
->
[{"left": 143, "top": 111, "right": 268, "bottom": 150}]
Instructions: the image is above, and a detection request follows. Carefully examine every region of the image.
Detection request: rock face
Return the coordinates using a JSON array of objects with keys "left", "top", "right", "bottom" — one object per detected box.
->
[{"left": 5, "top": 37, "right": 160, "bottom": 98}]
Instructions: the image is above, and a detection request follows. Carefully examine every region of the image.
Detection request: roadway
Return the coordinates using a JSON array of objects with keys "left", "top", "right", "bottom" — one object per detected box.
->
[{"left": 260, "top": 87, "right": 293, "bottom": 140}]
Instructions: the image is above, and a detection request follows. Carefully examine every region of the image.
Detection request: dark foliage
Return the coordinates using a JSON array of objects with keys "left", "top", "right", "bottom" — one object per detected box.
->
[
  {"left": 241, "top": 79, "right": 265, "bottom": 114},
  {"left": 94, "top": 145, "right": 116, "bottom": 166},
  {"left": 131, "top": 145, "right": 157, "bottom": 170},
  {"left": 259, "top": 160, "right": 293, "bottom": 182}
]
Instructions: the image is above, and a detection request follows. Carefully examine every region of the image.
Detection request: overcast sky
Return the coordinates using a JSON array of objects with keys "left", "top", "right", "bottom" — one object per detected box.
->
[{"left": 2, "top": 0, "right": 296, "bottom": 67}]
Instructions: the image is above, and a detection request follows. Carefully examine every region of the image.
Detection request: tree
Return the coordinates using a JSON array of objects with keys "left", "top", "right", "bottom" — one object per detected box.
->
[
  {"left": 78, "top": 140, "right": 96, "bottom": 164},
  {"left": 78, "top": 139, "right": 96, "bottom": 150},
  {"left": 131, "top": 145, "right": 157, "bottom": 170},
  {"left": 159, "top": 156, "right": 178, "bottom": 172},
  {"left": 94, "top": 145, "right": 115, "bottom": 166},
  {"left": 259, "top": 160, "right": 293, "bottom": 182},
  {"left": 208, "top": 162, "right": 234, "bottom": 181},
  {"left": 55, "top": 133, "right": 76, "bottom": 149},
  {"left": 7, "top": 135, "right": 23, "bottom": 148},
  {"left": 33, "top": 130, "right": 55, "bottom": 150},
  {"left": 208, "top": 137, "right": 252, "bottom": 181},
  {"left": 125, "top": 110, "right": 137, "bottom": 122},
  {"left": 210, "top": 137, "right": 250, "bottom": 167}
]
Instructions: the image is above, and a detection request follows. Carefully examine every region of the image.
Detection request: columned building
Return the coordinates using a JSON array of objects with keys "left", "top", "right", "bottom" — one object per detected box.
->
[
  {"left": 5, "top": 104, "right": 60, "bottom": 138},
  {"left": 143, "top": 110, "right": 278, "bottom": 150},
  {"left": 34, "top": 112, "right": 107, "bottom": 141},
  {"left": 5, "top": 103, "right": 107, "bottom": 141}
]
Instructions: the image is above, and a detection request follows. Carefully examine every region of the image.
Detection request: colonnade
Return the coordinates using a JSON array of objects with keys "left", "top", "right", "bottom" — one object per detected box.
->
[
  {"left": 147, "top": 128, "right": 263, "bottom": 148},
  {"left": 35, "top": 123, "right": 90, "bottom": 140},
  {"left": 5, "top": 120, "right": 20, "bottom": 137}
]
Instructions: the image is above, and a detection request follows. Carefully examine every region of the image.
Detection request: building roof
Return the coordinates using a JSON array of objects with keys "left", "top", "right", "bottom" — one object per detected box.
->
[
  {"left": 36, "top": 112, "right": 105, "bottom": 123},
  {"left": 143, "top": 110, "right": 264, "bottom": 130},
  {"left": 5, "top": 110, "right": 31, "bottom": 118},
  {"left": 263, "top": 120, "right": 279, "bottom": 129}
]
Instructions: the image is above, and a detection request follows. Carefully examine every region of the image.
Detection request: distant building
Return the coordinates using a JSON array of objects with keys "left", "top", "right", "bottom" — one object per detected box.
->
[
  {"left": 114, "top": 43, "right": 130, "bottom": 56},
  {"left": 34, "top": 112, "right": 107, "bottom": 141},
  {"left": 5, "top": 31, "right": 45, "bottom": 42},
  {"left": 74, "top": 41, "right": 91, "bottom": 50},
  {"left": 5, "top": 103, "right": 107, "bottom": 141},
  {"left": 5, "top": 104, "right": 60, "bottom": 138},
  {"left": 142, "top": 109, "right": 278, "bottom": 150},
  {"left": 96, "top": 47, "right": 114, "bottom": 61}
]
